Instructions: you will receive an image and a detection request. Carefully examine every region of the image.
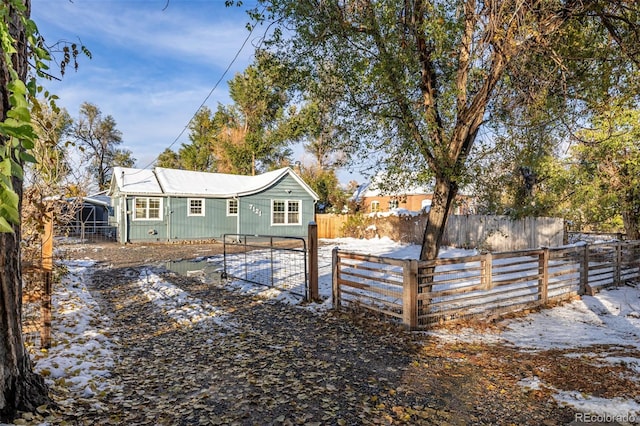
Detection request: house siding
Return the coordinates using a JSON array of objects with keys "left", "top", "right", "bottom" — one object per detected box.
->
[
  {"left": 111, "top": 173, "right": 317, "bottom": 243},
  {"left": 126, "top": 196, "right": 169, "bottom": 242},
  {"left": 166, "top": 197, "right": 236, "bottom": 240},
  {"left": 238, "top": 174, "right": 315, "bottom": 237}
]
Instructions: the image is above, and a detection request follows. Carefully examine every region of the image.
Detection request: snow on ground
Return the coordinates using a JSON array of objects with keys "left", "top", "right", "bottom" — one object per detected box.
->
[
  {"left": 428, "top": 284, "right": 640, "bottom": 421},
  {"left": 28, "top": 260, "right": 119, "bottom": 412},
  {"left": 27, "top": 237, "right": 640, "bottom": 423},
  {"left": 137, "top": 268, "right": 232, "bottom": 329},
  {"left": 320, "top": 239, "right": 640, "bottom": 421}
]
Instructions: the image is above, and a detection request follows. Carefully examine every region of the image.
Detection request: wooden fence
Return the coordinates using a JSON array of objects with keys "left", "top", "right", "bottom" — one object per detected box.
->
[
  {"left": 317, "top": 213, "right": 565, "bottom": 251},
  {"left": 332, "top": 240, "right": 640, "bottom": 329},
  {"left": 21, "top": 213, "right": 54, "bottom": 348},
  {"left": 316, "top": 214, "right": 349, "bottom": 239}
]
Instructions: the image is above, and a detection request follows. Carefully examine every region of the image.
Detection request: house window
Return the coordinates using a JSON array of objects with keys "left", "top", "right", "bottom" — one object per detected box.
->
[
  {"left": 389, "top": 199, "right": 399, "bottom": 209},
  {"left": 227, "top": 199, "right": 238, "bottom": 216},
  {"left": 272, "top": 200, "right": 301, "bottom": 225},
  {"left": 371, "top": 201, "right": 380, "bottom": 213},
  {"left": 188, "top": 198, "right": 205, "bottom": 216},
  {"left": 134, "top": 197, "right": 162, "bottom": 220}
]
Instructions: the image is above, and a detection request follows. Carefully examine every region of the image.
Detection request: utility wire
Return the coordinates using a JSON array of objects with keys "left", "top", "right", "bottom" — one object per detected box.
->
[{"left": 135, "top": 7, "right": 265, "bottom": 172}]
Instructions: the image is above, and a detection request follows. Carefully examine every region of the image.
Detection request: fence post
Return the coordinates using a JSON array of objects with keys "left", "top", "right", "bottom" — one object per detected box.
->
[
  {"left": 41, "top": 210, "right": 54, "bottom": 349},
  {"left": 402, "top": 260, "right": 418, "bottom": 330},
  {"left": 332, "top": 247, "right": 340, "bottom": 309},
  {"left": 270, "top": 236, "right": 275, "bottom": 288},
  {"left": 482, "top": 252, "right": 493, "bottom": 290},
  {"left": 615, "top": 242, "right": 622, "bottom": 286},
  {"left": 579, "top": 244, "right": 591, "bottom": 295},
  {"left": 308, "top": 222, "right": 319, "bottom": 302},
  {"left": 538, "top": 248, "right": 549, "bottom": 305}
]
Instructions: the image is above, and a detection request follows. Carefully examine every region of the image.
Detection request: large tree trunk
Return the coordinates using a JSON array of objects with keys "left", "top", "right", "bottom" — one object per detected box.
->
[
  {"left": 0, "top": 0, "right": 51, "bottom": 421},
  {"left": 0, "top": 226, "right": 50, "bottom": 421},
  {"left": 419, "top": 176, "right": 459, "bottom": 261}
]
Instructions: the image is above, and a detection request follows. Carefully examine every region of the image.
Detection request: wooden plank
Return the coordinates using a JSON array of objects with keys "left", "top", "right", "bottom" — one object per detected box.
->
[
  {"left": 492, "top": 273, "right": 541, "bottom": 287},
  {"left": 417, "top": 273, "right": 483, "bottom": 288},
  {"left": 421, "top": 255, "right": 483, "bottom": 266},
  {"left": 491, "top": 257, "right": 540, "bottom": 269},
  {"left": 339, "top": 269, "right": 403, "bottom": 287},
  {"left": 588, "top": 277, "right": 614, "bottom": 287},
  {"left": 419, "top": 283, "right": 485, "bottom": 299},
  {"left": 588, "top": 263, "right": 615, "bottom": 272},
  {"left": 426, "top": 284, "right": 539, "bottom": 308},
  {"left": 492, "top": 249, "right": 544, "bottom": 260},
  {"left": 340, "top": 262, "right": 404, "bottom": 277},
  {"left": 419, "top": 263, "right": 483, "bottom": 277},
  {"left": 340, "top": 289, "right": 403, "bottom": 312},
  {"left": 429, "top": 292, "right": 540, "bottom": 315},
  {"left": 341, "top": 288, "right": 402, "bottom": 308},
  {"left": 338, "top": 251, "right": 407, "bottom": 267},
  {"left": 337, "top": 278, "right": 403, "bottom": 298},
  {"left": 547, "top": 267, "right": 580, "bottom": 278},
  {"left": 422, "top": 299, "right": 544, "bottom": 324}
]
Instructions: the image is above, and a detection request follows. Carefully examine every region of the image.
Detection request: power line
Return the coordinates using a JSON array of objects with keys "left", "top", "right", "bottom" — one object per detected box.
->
[{"left": 136, "top": 6, "right": 266, "bottom": 172}]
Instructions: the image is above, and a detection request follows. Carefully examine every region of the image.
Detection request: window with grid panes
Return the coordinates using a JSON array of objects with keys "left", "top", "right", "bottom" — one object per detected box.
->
[
  {"left": 271, "top": 200, "right": 301, "bottom": 225},
  {"left": 188, "top": 198, "right": 204, "bottom": 216}
]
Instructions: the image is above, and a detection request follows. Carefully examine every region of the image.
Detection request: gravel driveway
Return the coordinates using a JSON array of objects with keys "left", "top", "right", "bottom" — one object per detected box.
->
[{"left": 39, "top": 242, "right": 585, "bottom": 425}]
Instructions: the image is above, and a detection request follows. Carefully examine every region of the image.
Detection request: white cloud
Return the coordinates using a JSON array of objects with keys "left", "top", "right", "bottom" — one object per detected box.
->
[
  {"left": 31, "top": 0, "right": 255, "bottom": 168},
  {"left": 29, "top": 0, "right": 359, "bottom": 182},
  {"left": 33, "top": 0, "right": 259, "bottom": 67}
]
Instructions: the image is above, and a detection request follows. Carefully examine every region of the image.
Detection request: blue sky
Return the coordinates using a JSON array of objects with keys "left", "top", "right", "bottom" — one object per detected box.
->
[{"left": 31, "top": 0, "right": 364, "bottom": 185}]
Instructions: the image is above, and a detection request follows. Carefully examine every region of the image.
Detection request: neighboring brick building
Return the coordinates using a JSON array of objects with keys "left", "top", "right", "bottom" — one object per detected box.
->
[{"left": 351, "top": 179, "right": 475, "bottom": 215}]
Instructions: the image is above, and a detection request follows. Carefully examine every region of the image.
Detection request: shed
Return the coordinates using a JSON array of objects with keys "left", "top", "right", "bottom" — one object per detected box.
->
[
  {"left": 56, "top": 193, "right": 114, "bottom": 238},
  {"left": 108, "top": 166, "right": 319, "bottom": 243}
]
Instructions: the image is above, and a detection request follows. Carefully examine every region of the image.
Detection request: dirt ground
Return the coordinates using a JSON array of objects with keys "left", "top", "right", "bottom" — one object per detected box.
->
[
  {"left": 29, "top": 241, "right": 640, "bottom": 425},
  {"left": 59, "top": 240, "right": 228, "bottom": 268}
]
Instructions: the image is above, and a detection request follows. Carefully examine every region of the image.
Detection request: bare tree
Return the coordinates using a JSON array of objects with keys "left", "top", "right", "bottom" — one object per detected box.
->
[{"left": 73, "top": 102, "right": 134, "bottom": 190}]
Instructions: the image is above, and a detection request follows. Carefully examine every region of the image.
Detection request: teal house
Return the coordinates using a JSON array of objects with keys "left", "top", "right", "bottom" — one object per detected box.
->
[{"left": 108, "top": 166, "right": 319, "bottom": 243}]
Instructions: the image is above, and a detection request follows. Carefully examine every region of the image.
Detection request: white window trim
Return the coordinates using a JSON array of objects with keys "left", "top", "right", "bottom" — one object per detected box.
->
[
  {"left": 371, "top": 200, "right": 380, "bottom": 213},
  {"left": 187, "top": 198, "right": 205, "bottom": 217},
  {"left": 271, "top": 199, "right": 302, "bottom": 226},
  {"left": 133, "top": 197, "right": 163, "bottom": 221},
  {"left": 227, "top": 199, "right": 238, "bottom": 216}
]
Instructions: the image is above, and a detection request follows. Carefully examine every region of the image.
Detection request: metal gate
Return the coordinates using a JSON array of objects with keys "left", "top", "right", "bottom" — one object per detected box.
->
[{"left": 222, "top": 234, "right": 308, "bottom": 299}]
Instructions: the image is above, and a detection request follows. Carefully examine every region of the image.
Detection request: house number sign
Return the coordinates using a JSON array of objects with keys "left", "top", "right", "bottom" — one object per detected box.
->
[{"left": 248, "top": 204, "right": 262, "bottom": 216}]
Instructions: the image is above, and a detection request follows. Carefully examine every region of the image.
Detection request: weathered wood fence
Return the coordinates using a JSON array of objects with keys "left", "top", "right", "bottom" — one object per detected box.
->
[
  {"left": 332, "top": 240, "right": 640, "bottom": 329},
  {"left": 21, "top": 212, "right": 54, "bottom": 348},
  {"left": 317, "top": 214, "right": 564, "bottom": 251}
]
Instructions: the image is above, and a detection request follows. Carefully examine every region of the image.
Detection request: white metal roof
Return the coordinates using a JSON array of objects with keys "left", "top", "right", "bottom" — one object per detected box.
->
[
  {"left": 112, "top": 167, "right": 163, "bottom": 194},
  {"left": 110, "top": 166, "right": 319, "bottom": 200}
]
